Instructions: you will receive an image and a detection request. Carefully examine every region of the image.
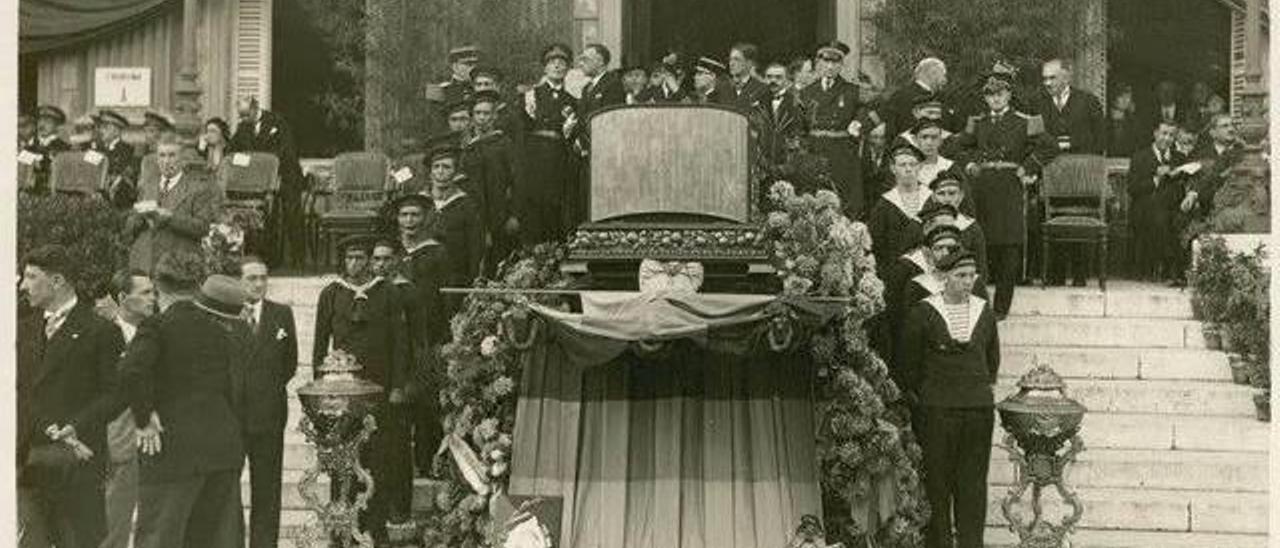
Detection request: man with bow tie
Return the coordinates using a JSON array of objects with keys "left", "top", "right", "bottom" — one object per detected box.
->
[
  {"left": 1127, "top": 121, "right": 1187, "bottom": 282},
  {"left": 18, "top": 245, "right": 125, "bottom": 548},
  {"left": 759, "top": 61, "right": 807, "bottom": 168},
  {"left": 237, "top": 256, "right": 297, "bottom": 548},
  {"left": 125, "top": 135, "right": 224, "bottom": 275},
  {"left": 231, "top": 95, "right": 306, "bottom": 268},
  {"left": 799, "top": 40, "right": 865, "bottom": 216}
]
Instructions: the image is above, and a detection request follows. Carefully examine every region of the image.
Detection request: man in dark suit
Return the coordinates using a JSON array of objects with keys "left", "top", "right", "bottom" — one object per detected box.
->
[
  {"left": 122, "top": 268, "right": 251, "bottom": 548},
  {"left": 1127, "top": 121, "right": 1185, "bottom": 282},
  {"left": 126, "top": 135, "right": 225, "bottom": 274},
  {"left": 231, "top": 95, "right": 306, "bottom": 268},
  {"left": 800, "top": 41, "right": 865, "bottom": 216},
  {"left": 93, "top": 110, "right": 140, "bottom": 209},
  {"left": 238, "top": 256, "right": 297, "bottom": 548},
  {"left": 726, "top": 42, "right": 770, "bottom": 112},
  {"left": 575, "top": 43, "right": 626, "bottom": 118},
  {"left": 883, "top": 58, "right": 948, "bottom": 143},
  {"left": 1027, "top": 58, "right": 1106, "bottom": 286},
  {"left": 759, "top": 61, "right": 808, "bottom": 168},
  {"left": 1172, "top": 114, "right": 1246, "bottom": 284},
  {"left": 18, "top": 245, "right": 126, "bottom": 548}
]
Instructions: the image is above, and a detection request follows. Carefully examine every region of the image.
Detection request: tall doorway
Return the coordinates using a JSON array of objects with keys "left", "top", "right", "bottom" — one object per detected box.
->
[{"left": 624, "top": 0, "right": 832, "bottom": 66}]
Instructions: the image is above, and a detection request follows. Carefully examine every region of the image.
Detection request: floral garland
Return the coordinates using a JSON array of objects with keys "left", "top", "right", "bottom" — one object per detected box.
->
[
  {"left": 423, "top": 184, "right": 927, "bottom": 547},
  {"left": 764, "top": 182, "right": 928, "bottom": 546}
]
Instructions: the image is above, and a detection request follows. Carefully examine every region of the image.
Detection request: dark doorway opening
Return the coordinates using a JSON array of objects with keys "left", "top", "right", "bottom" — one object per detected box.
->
[
  {"left": 624, "top": 0, "right": 829, "bottom": 67},
  {"left": 272, "top": 0, "right": 362, "bottom": 156},
  {"left": 1108, "top": 0, "right": 1232, "bottom": 127}
]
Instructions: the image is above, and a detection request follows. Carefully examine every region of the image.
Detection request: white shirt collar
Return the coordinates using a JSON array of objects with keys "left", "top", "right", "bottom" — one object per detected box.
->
[
  {"left": 911, "top": 272, "right": 945, "bottom": 296},
  {"left": 114, "top": 315, "right": 139, "bottom": 343},
  {"left": 954, "top": 214, "right": 975, "bottom": 230},
  {"left": 38, "top": 134, "right": 58, "bottom": 146},
  {"left": 427, "top": 189, "right": 467, "bottom": 211},
  {"left": 589, "top": 72, "right": 605, "bottom": 89},
  {"left": 162, "top": 170, "right": 185, "bottom": 191},
  {"left": 904, "top": 249, "right": 931, "bottom": 273},
  {"left": 1056, "top": 87, "right": 1071, "bottom": 107},
  {"left": 44, "top": 295, "right": 78, "bottom": 336},
  {"left": 915, "top": 80, "right": 933, "bottom": 93}
]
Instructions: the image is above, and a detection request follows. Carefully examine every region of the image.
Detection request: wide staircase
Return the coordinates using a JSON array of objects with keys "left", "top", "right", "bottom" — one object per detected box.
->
[{"left": 259, "top": 278, "right": 1269, "bottom": 547}]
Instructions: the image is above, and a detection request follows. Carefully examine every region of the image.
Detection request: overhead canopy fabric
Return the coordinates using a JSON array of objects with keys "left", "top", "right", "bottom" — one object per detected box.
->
[{"left": 19, "top": 0, "right": 177, "bottom": 55}]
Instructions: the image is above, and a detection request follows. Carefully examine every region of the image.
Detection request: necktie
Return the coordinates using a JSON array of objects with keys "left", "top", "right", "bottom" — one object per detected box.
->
[
  {"left": 44, "top": 310, "right": 66, "bottom": 339},
  {"left": 823, "top": 78, "right": 832, "bottom": 92},
  {"left": 243, "top": 305, "right": 257, "bottom": 333}
]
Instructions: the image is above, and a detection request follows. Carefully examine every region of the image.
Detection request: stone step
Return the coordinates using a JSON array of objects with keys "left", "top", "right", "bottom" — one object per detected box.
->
[
  {"left": 985, "top": 487, "right": 1268, "bottom": 534},
  {"left": 984, "top": 527, "right": 1268, "bottom": 548},
  {"left": 1001, "top": 316, "right": 1206, "bottom": 348},
  {"left": 1010, "top": 283, "right": 1194, "bottom": 319},
  {"left": 987, "top": 448, "right": 1267, "bottom": 493},
  {"left": 1001, "top": 346, "right": 1231, "bottom": 382},
  {"left": 992, "top": 379, "right": 1256, "bottom": 417}
]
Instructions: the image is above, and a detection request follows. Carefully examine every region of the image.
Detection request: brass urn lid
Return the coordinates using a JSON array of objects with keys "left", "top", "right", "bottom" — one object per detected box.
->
[
  {"left": 997, "top": 359, "right": 1087, "bottom": 416},
  {"left": 296, "top": 350, "right": 384, "bottom": 399}
]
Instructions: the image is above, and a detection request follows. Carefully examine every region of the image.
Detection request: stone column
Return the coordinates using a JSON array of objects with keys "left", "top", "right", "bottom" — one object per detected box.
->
[
  {"left": 1212, "top": 0, "right": 1269, "bottom": 232},
  {"left": 174, "top": 0, "right": 204, "bottom": 143},
  {"left": 835, "top": 0, "right": 862, "bottom": 81}
]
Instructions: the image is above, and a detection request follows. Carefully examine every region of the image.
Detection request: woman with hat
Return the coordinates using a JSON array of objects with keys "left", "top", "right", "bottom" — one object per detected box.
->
[
  {"left": 800, "top": 40, "right": 866, "bottom": 216},
  {"left": 518, "top": 42, "right": 580, "bottom": 245},
  {"left": 197, "top": 117, "right": 233, "bottom": 171},
  {"left": 897, "top": 248, "right": 999, "bottom": 548},
  {"left": 866, "top": 141, "right": 931, "bottom": 278}
]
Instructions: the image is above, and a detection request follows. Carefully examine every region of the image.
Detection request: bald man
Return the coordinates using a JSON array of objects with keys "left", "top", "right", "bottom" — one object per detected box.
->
[{"left": 884, "top": 57, "right": 949, "bottom": 142}]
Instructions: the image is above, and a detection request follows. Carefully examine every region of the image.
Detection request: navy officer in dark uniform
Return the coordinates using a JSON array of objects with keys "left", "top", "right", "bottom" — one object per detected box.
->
[
  {"left": 517, "top": 43, "right": 579, "bottom": 245},
  {"left": 954, "top": 71, "right": 1054, "bottom": 320},
  {"left": 426, "top": 45, "right": 481, "bottom": 135},
  {"left": 800, "top": 41, "right": 864, "bottom": 217},
  {"left": 92, "top": 110, "right": 139, "bottom": 209},
  {"left": 31, "top": 105, "right": 71, "bottom": 193}
]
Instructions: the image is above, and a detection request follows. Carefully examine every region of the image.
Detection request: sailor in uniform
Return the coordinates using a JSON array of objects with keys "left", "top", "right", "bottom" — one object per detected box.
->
[
  {"left": 919, "top": 194, "right": 989, "bottom": 300},
  {"left": 866, "top": 142, "right": 931, "bottom": 278},
  {"left": 897, "top": 249, "right": 1000, "bottom": 548}
]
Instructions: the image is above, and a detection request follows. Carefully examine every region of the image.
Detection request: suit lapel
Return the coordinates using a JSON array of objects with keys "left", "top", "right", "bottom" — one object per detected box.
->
[{"left": 34, "top": 304, "right": 91, "bottom": 389}]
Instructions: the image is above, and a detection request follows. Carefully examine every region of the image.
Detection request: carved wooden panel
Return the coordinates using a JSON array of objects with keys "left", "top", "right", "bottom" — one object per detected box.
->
[{"left": 589, "top": 106, "right": 750, "bottom": 223}]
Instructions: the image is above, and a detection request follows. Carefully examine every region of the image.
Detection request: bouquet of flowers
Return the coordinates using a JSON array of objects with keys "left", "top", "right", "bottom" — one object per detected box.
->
[{"left": 201, "top": 219, "right": 246, "bottom": 277}]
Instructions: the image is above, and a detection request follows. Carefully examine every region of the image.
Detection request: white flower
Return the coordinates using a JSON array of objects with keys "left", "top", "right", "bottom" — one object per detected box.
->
[{"left": 480, "top": 335, "right": 500, "bottom": 357}]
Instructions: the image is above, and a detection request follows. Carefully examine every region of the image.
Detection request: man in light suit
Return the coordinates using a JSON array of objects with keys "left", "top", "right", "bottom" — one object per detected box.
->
[
  {"left": 126, "top": 135, "right": 224, "bottom": 275},
  {"left": 18, "top": 245, "right": 126, "bottom": 548},
  {"left": 238, "top": 256, "right": 298, "bottom": 548}
]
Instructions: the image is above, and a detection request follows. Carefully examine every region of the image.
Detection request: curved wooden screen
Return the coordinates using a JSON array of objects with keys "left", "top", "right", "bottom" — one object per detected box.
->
[{"left": 589, "top": 105, "right": 750, "bottom": 223}]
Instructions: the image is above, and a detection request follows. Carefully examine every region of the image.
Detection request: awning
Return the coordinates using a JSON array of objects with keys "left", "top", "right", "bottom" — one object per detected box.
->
[{"left": 19, "top": 0, "right": 177, "bottom": 55}]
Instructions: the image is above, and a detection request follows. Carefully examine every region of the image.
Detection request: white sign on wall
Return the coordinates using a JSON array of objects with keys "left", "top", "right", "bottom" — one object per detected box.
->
[{"left": 94, "top": 67, "right": 152, "bottom": 108}]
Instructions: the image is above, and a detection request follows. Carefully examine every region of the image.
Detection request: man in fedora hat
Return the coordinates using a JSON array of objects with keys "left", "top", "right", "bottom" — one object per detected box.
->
[
  {"left": 93, "top": 109, "right": 139, "bottom": 209},
  {"left": 800, "top": 40, "right": 866, "bottom": 216},
  {"left": 312, "top": 234, "right": 412, "bottom": 543},
  {"left": 119, "top": 263, "right": 252, "bottom": 548}
]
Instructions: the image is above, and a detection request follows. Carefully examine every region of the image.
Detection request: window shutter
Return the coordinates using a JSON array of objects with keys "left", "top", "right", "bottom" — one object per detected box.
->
[
  {"left": 233, "top": 0, "right": 273, "bottom": 109},
  {"left": 1230, "top": 10, "right": 1246, "bottom": 118}
]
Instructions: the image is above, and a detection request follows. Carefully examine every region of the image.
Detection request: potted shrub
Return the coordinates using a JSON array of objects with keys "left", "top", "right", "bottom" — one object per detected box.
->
[
  {"left": 1254, "top": 389, "right": 1271, "bottom": 422},
  {"left": 1188, "top": 237, "right": 1235, "bottom": 347},
  {"left": 1229, "top": 353, "right": 1251, "bottom": 385},
  {"left": 1202, "top": 323, "right": 1223, "bottom": 350}
]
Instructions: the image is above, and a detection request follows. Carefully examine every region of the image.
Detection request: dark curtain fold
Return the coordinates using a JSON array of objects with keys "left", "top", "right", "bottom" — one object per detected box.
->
[{"left": 20, "top": 0, "right": 177, "bottom": 54}]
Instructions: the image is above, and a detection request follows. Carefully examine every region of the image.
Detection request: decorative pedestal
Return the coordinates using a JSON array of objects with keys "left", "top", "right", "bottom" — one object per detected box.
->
[
  {"left": 996, "top": 361, "right": 1088, "bottom": 548},
  {"left": 294, "top": 351, "right": 385, "bottom": 548}
]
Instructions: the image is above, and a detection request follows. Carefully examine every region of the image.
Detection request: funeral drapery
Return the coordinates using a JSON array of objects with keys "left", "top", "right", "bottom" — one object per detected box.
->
[
  {"left": 508, "top": 292, "right": 842, "bottom": 548},
  {"left": 20, "top": 0, "right": 177, "bottom": 54}
]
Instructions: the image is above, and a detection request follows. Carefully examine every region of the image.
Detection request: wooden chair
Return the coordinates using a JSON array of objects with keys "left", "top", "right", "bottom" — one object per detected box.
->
[
  {"left": 218, "top": 152, "right": 282, "bottom": 257},
  {"left": 49, "top": 150, "right": 109, "bottom": 197},
  {"left": 315, "top": 151, "right": 392, "bottom": 268},
  {"left": 1040, "top": 154, "right": 1110, "bottom": 290}
]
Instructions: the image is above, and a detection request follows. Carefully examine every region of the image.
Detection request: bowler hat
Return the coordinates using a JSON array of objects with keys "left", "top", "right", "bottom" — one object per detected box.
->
[
  {"left": 97, "top": 109, "right": 130, "bottom": 129},
  {"left": 936, "top": 249, "right": 977, "bottom": 271},
  {"left": 196, "top": 274, "right": 249, "bottom": 318},
  {"left": 37, "top": 105, "right": 67, "bottom": 125}
]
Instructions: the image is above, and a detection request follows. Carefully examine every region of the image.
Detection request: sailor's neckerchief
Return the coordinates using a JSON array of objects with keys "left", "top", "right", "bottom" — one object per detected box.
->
[{"left": 335, "top": 275, "right": 384, "bottom": 324}]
